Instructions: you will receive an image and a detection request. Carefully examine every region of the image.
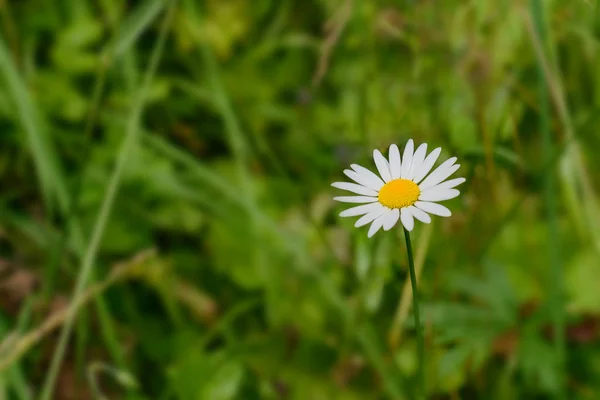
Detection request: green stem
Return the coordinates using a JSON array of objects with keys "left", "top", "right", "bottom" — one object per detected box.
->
[{"left": 404, "top": 227, "right": 424, "bottom": 398}]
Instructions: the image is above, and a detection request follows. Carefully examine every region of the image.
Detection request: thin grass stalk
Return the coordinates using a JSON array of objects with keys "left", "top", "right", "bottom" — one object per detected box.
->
[
  {"left": 37, "top": 2, "right": 176, "bottom": 399},
  {"left": 56, "top": 58, "right": 116, "bottom": 375},
  {"left": 530, "top": 1, "right": 565, "bottom": 398},
  {"left": 403, "top": 228, "right": 424, "bottom": 398},
  {"left": 596, "top": 0, "right": 600, "bottom": 36},
  {"left": 525, "top": 1, "right": 600, "bottom": 250}
]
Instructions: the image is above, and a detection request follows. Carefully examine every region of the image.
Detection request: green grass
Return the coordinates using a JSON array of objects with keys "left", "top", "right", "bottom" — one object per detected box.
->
[
  {"left": 39, "top": 2, "right": 177, "bottom": 398},
  {"left": 0, "top": 0, "right": 600, "bottom": 399},
  {"left": 529, "top": 0, "right": 565, "bottom": 397}
]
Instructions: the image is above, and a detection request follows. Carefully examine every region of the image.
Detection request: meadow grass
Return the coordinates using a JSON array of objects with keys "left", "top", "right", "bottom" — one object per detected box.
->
[{"left": 0, "top": 1, "right": 599, "bottom": 399}]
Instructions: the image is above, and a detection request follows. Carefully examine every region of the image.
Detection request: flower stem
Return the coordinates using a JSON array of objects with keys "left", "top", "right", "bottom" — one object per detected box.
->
[{"left": 403, "top": 227, "right": 425, "bottom": 398}]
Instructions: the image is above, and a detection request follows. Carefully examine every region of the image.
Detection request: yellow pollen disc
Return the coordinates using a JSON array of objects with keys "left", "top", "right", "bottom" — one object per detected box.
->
[{"left": 378, "top": 179, "right": 420, "bottom": 209}]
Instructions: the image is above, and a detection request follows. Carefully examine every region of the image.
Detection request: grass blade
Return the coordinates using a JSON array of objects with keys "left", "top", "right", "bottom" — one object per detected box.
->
[
  {"left": 38, "top": 2, "right": 177, "bottom": 398},
  {"left": 111, "top": 0, "right": 166, "bottom": 60},
  {"left": 528, "top": 1, "right": 565, "bottom": 397},
  {"left": 0, "top": 39, "right": 68, "bottom": 218}
]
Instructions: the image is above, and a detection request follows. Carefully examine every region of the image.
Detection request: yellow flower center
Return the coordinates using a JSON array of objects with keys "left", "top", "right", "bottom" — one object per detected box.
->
[{"left": 378, "top": 179, "right": 420, "bottom": 209}]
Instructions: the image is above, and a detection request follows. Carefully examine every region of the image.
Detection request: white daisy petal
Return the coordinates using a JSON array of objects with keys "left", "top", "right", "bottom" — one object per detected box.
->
[
  {"left": 333, "top": 141, "right": 462, "bottom": 236},
  {"left": 408, "top": 143, "right": 428, "bottom": 180},
  {"left": 427, "top": 177, "right": 466, "bottom": 191},
  {"left": 339, "top": 202, "right": 382, "bottom": 217},
  {"left": 383, "top": 208, "right": 400, "bottom": 231},
  {"left": 343, "top": 169, "right": 384, "bottom": 191},
  {"left": 373, "top": 150, "right": 392, "bottom": 182},
  {"left": 355, "top": 204, "right": 386, "bottom": 227},
  {"left": 419, "top": 188, "right": 460, "bottom": 202},
  {"left": 415, "top": 201, "right": 452, "bottom": 217},
  {"left": 388, "top": 144, "right": 402, "bottom": 179},
  {"left": 418, "top": 161, "right": 460, "bottom": 191},
  {"left": 400, "top": 139, "right": 415, "bottom": 178},
  {"left": 400, "top": 207, "right": 414, "bottom": 231},
  {"left": 412, "top": 147, "right": 442, "bottom": 183},
  {"left": 333, "top": 196, "right": 378, "bottom": 203},
  {"left": 332, "top": 182, "right": 378, "bottom": 196},
  {"left": 351, "top": 164, "right": 387, "bottom": 189},
  {"left": 408, "top": 205, "right": 431, "bottom": 223},
  {"left": 367, "top": 214, "right": 386, "bottom": 238}
]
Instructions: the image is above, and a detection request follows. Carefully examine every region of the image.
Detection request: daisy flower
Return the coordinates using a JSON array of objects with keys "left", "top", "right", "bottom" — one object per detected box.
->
[{"left": 332, "top": 140, "right": 465, "bottom": 237}]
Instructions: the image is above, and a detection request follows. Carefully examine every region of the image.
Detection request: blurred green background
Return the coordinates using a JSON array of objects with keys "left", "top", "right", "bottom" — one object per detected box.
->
[{"left": 1, "top": 0, "right": 600, "bottom": 399}]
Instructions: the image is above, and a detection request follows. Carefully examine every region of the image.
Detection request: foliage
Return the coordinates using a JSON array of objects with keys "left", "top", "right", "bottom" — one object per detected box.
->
[{"left": 0, "top": 0, "right": 600, "bottom": 399}]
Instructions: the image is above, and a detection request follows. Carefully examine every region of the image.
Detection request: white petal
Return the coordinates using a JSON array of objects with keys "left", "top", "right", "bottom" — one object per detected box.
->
[
  {"left": 333, "top": 196, "right": 378, "bottom": 203},
  {"left": 383, "top": 208, "right": 400, "bottom": 231},
  {"left": 388, "top": 144, "right": 402, "bottom": 179},
  {"left": 419, "top": 188, "right": 460, "bottom": 202},
  {"left": 351, "top": 164, "right": 387, "bottom": 189},
  {"left": 418, "top": 162, "right": 460, "bottom": 192},
  {"left": 355, "top": 204, "right": 386, "bottom": 227},
  {"left": 332, "top": 182, "right": 378, "bottom": 196},
  {"left": 343, "top": 169, "right": 384, "bottom": 191},
  {"left": 367, "top": 214, "right": 386, "bottom": 238},
  {"left": 408, "top": 205, "right": 431, "bottom": 223},
  {"left": 339, "top": 202, "right": 382, "bottom": 217},
  {"left": 400, "top": 139, "right": 415, "bottom": 178},
  {"left": 412, "top": 147, "right": 442, "bottom": 183},
  {"left": 373, "top": 150, "right": 392, "bottom": 182},
  {"left": 415, "top": 201, "right": 451, "bottom": 217},
  {"left": 408, "top": 143, "right": 428, "bottom": 180},
  {"left": 400, "top": 207, "right": 414, "bottom": 231},
  {"left": 427, "top": 177, "right": 465, "bottom": 191}
]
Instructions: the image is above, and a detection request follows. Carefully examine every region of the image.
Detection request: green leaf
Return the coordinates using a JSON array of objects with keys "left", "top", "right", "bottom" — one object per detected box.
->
[
  {"left": 565, "top": 248, "right": 600, "bottom": 313},
  {"left": 438, "top": 346, "right": 470, "bottom": 391},
  {"left": 202, "top": 361, "right": 245, "bottom": 400},
  {"left": 112, "top": 0, "right": 166, "bottom": 59},
  {"left": 51, "top": 18, "right": 103, "bottom": 73},
  {"left": 0, "top": 39, "right": 69, "bottom": 216},
  {"left": 519, "top": 330, "right": 559, "bottom": 393}
]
